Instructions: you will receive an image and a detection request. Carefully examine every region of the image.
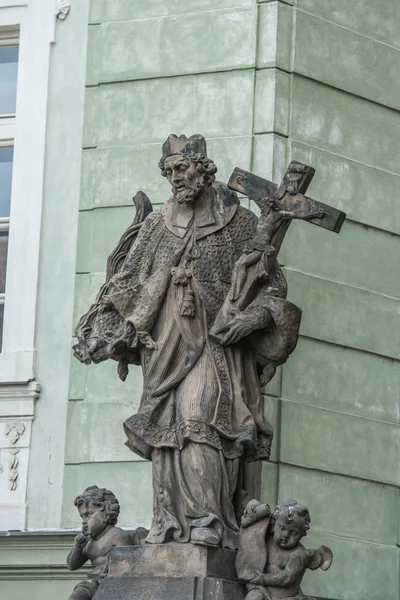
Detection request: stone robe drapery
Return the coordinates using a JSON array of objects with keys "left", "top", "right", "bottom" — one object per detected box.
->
[{"left": 93, "top": 182, "right": 301, "bottom": 548}]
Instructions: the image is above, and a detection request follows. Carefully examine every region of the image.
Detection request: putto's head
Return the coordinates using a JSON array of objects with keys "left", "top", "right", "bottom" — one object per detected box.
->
[
  {"left": 159, "top": 134, "right": 217, "bottom": 204},
  {"left": 74, "top": 485, "right": 120, "bottom": 539},
  {"left": 271, "top": 500, "right": 310, "bottom": 549}
]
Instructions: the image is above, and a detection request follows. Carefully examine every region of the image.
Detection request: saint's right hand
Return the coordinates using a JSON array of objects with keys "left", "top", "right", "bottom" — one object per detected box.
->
[{"left": 73, "top": 337, "right": 108, "bottom": 365}]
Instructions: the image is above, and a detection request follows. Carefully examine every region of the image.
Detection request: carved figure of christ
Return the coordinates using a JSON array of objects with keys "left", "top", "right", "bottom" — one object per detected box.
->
[{"left": 210, "top": 163, "right": 346, "bottom": 344}]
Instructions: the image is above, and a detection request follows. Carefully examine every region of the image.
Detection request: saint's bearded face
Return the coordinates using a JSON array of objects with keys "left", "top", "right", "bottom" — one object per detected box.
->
[{"left": 164, "top": 154, "right": 208, "bottom": 204}]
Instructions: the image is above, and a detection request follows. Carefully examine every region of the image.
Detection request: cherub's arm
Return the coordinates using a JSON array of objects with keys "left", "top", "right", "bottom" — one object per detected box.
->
[
  {"left": 251, "top": 554, "right": 307, "bottom": 588},
  {"left": 66, "top": 534, "right": 89, "bottom": 571}
]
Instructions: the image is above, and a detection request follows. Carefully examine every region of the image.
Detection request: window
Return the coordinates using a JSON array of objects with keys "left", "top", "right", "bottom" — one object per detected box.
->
[{"left": 0, "top": 34, "right": 18, "bottom": 350}]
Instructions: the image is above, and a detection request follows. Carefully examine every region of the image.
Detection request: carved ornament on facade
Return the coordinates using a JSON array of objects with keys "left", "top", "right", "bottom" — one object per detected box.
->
[
  {"left": 9, "top": 448, "right": 20, "bottom": 491},
  {"left": 5, "top": 422, "right": 25, "bottom": 445},
  {"left": 4, "top": 422, "right": 25, "bottom": 491},
  {"left": 56, "top": 0, "right": 70, "bottom": 20}
]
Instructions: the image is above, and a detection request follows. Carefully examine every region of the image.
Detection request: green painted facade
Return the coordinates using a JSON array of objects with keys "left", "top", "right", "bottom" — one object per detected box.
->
[{"left": 2, "top": 1, "right": 399, "bottom": 599}]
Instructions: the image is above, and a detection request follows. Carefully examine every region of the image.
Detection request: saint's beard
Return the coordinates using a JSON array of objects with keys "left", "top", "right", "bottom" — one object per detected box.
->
[{"left": 172, "top": 177, "right": 207, "bottom": 204}]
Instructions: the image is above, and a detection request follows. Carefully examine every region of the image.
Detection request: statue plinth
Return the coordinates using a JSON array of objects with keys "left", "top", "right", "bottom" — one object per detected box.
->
[{"left": 93, "top": 544, "right": 245, "bottom": 600}]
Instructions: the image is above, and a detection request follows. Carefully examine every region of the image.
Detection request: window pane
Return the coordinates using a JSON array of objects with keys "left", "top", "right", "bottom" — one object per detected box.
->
[
  {"left": 0, "top": 146, "right": 13, "bottom": 217},
  {"left": 0, "top": 231, "right": 8, "bottom": 293},
  {"left": 0, "top": 45, "right": 19, "bottom": 114}
]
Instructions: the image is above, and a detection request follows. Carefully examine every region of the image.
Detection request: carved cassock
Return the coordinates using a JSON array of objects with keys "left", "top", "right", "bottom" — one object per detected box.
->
[{"left": 74, "top": 136, "right": 303, "bottom": 550}]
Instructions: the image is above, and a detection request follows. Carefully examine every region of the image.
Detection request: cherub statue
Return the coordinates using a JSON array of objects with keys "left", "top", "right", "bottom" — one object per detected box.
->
[
  {"left": 236, "top": 499, "right": 333, "bottom": 600},
  {"left": 66, "top": 486, "right": 137, "bottom": 600},
  {"left": 229, "top": 197, "right": 325, "bottom": 302}
]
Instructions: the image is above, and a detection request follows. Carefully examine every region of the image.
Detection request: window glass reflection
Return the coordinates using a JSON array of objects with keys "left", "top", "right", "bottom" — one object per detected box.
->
[
  {"left": 0, "top": 45, "right": 19, "bottom": 114},
  {"left": 0, "top": 304, "right": 4, "bottom": 351},
  {"left": 0, "top": 146, "right": 13, "bottom": 217},
  {"left": 0, "top": 231, "right": 8, "bottom": 294}
]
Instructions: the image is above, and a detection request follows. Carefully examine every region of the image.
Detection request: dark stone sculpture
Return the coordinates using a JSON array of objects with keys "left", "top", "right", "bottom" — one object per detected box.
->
[
  {"left": 73, "top": 135, "right": 345, "bottom": 552},
  {"left": 66, "top": 486, "right": 143, "bottom": 600},
  {"left": 236, "top": 500, "right": 333, "bottom": 600}
]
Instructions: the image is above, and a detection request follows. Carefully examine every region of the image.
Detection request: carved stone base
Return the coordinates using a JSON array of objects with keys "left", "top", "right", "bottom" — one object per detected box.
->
[{"left": 93, "top": 544, "right": 245, "bottom": 600}]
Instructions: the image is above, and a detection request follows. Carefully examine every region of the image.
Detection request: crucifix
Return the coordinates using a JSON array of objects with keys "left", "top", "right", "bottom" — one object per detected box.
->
[{"left": 210, "top": 162, "right": 346, "bottom": 342}]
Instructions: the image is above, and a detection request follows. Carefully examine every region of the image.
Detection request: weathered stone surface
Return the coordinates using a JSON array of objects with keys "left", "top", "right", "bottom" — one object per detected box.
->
[
  {"left": 302, "top": 532, "right": 400, "bottom": 600},
  {"left": 90, "top": 544, "right": 245, "bottom": 599},
  {"left": 93, "top": 575, "right": 245, "bottom": 600},
  {"left": 283, "top": 218, "right": 400, "bottom": 298},
  {"left": 87, "top": 7, "right": 256, "bottom": 84},
  {"left": 65, "top": 400, "right": 141, "bottom": 464},
  {"left": 252, "top": 133, "right": 289, "bottom": 186},
  {"left": 83, "top": 72, "right": 254, "bottom": 148},
  {"left": 254, "top": 69, "right": 290, "bottom": 136},
  {"left": 297, "top": 0, "right": 400, "bottom": 49},
  {"left": 286, "top": 270, "right": 400, "bottom": 359},
  {"left": 291, "top": 76, "right": 400, "bottom": 175},
  {"left": 76, "top": 207, "right": 133, "bottom": 273},
  {"left": 280, "top": 400, "right": 400, "bottom": 485},
  {"left": 283, "top": 337, "right": 400, "bottom": 423},
  {"left": 89, "top": 0, "right": 254, "bottom": 24},
  {"left": 257, "top": 3, "right": 293, "bottom": 70},
  {"left": 107, "top": 545, "right": 237, "bottom": 580},
  {"left": 294, "top": 10, "right": 400, "bottom": 111}
]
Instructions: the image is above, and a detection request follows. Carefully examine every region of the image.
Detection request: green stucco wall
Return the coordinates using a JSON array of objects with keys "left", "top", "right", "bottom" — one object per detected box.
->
[{"left": 23, "top": 1, "right": 398, "bottom": 599}]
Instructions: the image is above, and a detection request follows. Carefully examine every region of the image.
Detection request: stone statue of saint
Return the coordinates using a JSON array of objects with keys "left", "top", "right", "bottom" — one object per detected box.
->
[{"left": 73, "top": 135, "right": 305, "bottom": 550}]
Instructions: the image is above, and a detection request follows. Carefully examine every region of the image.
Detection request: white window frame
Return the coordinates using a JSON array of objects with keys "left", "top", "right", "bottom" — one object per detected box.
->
[
  {"left": 0, "top": 29, "right": 18, "bottom": 347},
  {"left": 0, "top": 1, "right": 58, "bottom": 531},
  {"left": 0, "top": 3, "right": 56, "bottom": 383}
]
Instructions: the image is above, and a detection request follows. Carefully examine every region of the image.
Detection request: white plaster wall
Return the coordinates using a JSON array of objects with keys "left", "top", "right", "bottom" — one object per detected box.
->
[{"left": 26, "top": 0, "right": 90, "bottom": 529}]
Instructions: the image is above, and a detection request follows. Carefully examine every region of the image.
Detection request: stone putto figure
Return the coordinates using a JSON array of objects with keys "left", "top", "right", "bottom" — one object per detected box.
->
[
  {"left": 66, "top": 486, "right": 132, "bottom": 600},
  {"left": 236, "top": 499, "right": 333, "bottom": 600},
  {"left": 73, "top": 135, "right": 318, "bottom": 550}
]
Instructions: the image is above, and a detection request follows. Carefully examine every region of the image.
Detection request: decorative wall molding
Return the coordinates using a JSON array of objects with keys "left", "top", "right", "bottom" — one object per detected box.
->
[
  {"left": 5, "top": 422, "right": 25, "bottom": 444},
  {"left": 56, "top": 0, "right": 70, "bottom": 20},
  {"left": 0, "top": 381, "right": 40, "bottom": 528},
  {"left": 0, "top": 533, "right": 89, "bottom": 580},
  {"left": 9, "top": 448, "right": 19, "bottom": 490}
]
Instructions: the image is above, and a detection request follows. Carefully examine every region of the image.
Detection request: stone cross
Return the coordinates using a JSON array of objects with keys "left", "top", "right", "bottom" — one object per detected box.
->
[
  {"left": 229, "top": 163, "right": 345, "bottom": 242},
  {"left": 210, "top": 163, "right": 346, "bottom": 342}
]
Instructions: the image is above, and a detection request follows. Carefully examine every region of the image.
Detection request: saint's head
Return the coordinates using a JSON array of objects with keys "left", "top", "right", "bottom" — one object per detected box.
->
[
  {"left": 74, "top": 485, "right": 120, "bottom": 539},
  {"left": 159, "top": 134, "right": 217, "bottom": 204},
  {"left": 271, "top": 500, "right": 310, "bottom": 549}
]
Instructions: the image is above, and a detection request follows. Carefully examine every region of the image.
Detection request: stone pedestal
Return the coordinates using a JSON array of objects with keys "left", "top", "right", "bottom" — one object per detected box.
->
[{"left": 93, "top": 544, "right": 245, "bottom": 600}]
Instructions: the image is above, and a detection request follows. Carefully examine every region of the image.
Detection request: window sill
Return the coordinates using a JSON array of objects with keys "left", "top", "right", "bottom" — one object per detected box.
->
[{"left": 0, "top": 349, "right": 36, "bottom": 385}]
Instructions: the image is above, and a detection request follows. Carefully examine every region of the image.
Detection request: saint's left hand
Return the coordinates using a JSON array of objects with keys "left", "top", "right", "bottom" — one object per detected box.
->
[{"left": 219, "top": 311, "right": 259, "bottom": 346}]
